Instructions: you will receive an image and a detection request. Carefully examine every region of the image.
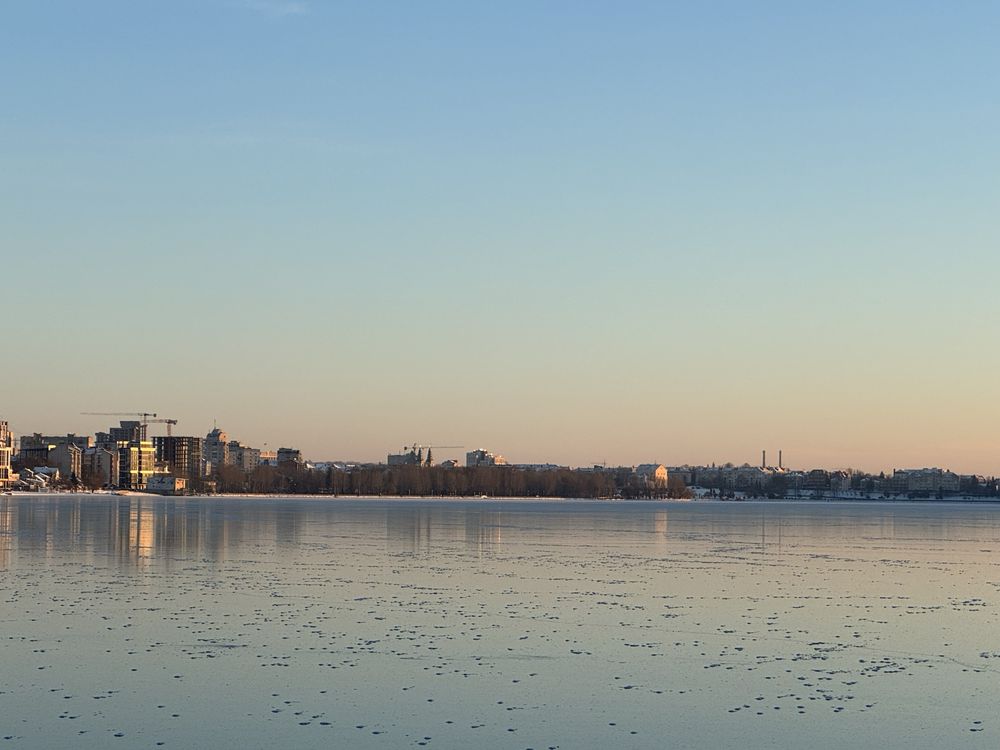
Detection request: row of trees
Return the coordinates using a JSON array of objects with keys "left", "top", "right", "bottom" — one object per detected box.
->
[{"left": 213, "top": 464, "right": 692, "bottom": 499}]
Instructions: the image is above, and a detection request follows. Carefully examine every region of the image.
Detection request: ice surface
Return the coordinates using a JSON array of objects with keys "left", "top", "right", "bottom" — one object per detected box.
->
[{"left": 0, "top": 496, "right": 997, "bottom": 748}]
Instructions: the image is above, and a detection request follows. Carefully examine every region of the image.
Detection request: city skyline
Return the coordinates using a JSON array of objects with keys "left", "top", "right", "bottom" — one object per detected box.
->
[
  {"left": 5, "top": 2, "right": 1000, "bottom": 475},
  {"left": 2, "top": 412, "right": 997, "bottom": 477}
]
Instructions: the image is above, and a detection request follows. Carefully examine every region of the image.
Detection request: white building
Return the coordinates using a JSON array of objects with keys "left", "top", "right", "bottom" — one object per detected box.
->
[
  {"left": 147, "top": 475, "right": 187, "bottom": 495},
  {"left": 204, "top": 428, "right": 230, "bottom": 469},
  {"left": 466, "top": 449, "right": 507, "bottom": 468},
  {"left": 894, "top": 468, "right": 961, "bottom": 494},
  {"left": 228, "top": 441, "right": 261, "bottom": 473},
  {"left": 635, "top": 464, "right": 668, "bottom": 487},
  {"left": 0, "top": 420, "right": 15, "bottom": 489}
]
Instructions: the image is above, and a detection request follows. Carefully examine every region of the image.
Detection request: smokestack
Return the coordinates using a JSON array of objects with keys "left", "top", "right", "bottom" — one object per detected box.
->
[
  {"left": 779, "top": 450, "right": 783, "bottom": 470},
  {"left": 762, "top": 450, "right": 766, "bottom": 469}
]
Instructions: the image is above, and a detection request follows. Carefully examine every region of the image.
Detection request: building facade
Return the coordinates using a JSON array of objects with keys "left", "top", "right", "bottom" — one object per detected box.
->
[
  {"left": 82, "top": 446, "right": 119, "bottom": 488},
  {"left": 153, "top": 436, "right": 204, "bottom": 481},
  {"left": 118, "top": 439, "right": 156, "bottom": 490},
  {"left": 635, "top": 464, "right": 668, "bottom": 487},
  {"left": 0, "top": 421, "right": 14, "bottom": 489},
  {"left": 228, "top": 441, "right": 261, "bottom": 473},
  {"left": 49, "top": 443, "right": 82, "bottom": 483},
  {"left": 466, "top": 449, "right": 507, "bottom": 468},
  {"left": 20, "top": 433, "right": 93, "bottom": 451},
  {"left": 276, "top": 448, "right": 302, "bottom": 466},
  {"left": 388, "top": 448, "right": 423, "bottom": 466},
  {"left": 892, "top": 468, "right": 961, "bottom": 495},
  {"left": 204, "top": 428, "right": 230, "bottom": 471},
  {"left": 146, "top": 475, "right": 187, "bottom": 495}
]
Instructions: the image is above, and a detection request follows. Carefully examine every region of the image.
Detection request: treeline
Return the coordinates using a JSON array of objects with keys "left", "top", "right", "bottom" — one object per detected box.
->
[{"left": 212, "top": 464, "right": 691, "bottom": 499}]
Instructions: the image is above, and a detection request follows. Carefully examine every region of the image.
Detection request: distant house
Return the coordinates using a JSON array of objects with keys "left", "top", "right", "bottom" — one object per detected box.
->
[
  {"left": 147, "top": 475, "right": 187, "bottom": 496},
  {"left": 893, "top": 468, "right": 960, "bottom": 495},
  {"left": 635, "top": 464, "right": 668, "bottom": 488}
]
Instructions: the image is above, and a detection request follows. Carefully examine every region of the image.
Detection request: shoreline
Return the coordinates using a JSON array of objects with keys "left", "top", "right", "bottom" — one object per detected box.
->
[{"left": 5, "top": 490, "right": 1000, "bottom": 506}]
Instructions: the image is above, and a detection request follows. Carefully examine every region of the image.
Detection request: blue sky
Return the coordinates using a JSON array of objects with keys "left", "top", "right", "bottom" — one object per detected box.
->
[{"left": 4, "top": 1, "right": 1000, "bottom": 471}]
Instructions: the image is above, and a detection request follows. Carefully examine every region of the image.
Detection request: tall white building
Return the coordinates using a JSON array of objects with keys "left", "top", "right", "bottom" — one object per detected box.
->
[
  {"left": 204, "top": 428, "right": 230, "bottom": 470},
  {"left": 0, "top": 420, "right": 14, "bottom": 489}
]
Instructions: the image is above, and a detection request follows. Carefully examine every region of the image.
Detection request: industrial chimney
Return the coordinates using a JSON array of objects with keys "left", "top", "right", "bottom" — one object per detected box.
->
[
  {"left": 762, "top": 450, "right": 766, "bottom": 469},
  {"left": 778, "top": 450, "right": 783, "bottom": 470}
]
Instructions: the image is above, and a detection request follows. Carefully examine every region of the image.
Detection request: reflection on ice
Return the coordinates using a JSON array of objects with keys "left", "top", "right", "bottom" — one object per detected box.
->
[{"left": 0, "top": 496, "right": 999, "bottom": 749}]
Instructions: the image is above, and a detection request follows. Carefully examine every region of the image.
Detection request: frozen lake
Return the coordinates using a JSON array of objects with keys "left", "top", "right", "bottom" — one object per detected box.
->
[{"left": 1, "top": 495, "right": 998, "bottom": 748}]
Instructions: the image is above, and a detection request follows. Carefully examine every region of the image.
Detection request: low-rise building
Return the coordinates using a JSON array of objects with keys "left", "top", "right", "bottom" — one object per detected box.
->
[
  {"left": 830, "top": 470, "right": 852, "bottom": 494},
  {"left": 893, "top": 468, "right": 961, "bottom": 495},
  {"left": 15, "top": 436, "right": 83, "bottom": 483},
  {"left": 802, "top": 469, "right": 831, "bottom": 491},
  {"left": 635, "top": 464, "right": 668, "bottom": 487},
  {"left": 668, "top": 466, "right": 694, "bottom": 485},
  {"left": 146, "top": 475, "right": 187, "bottom": 496}
]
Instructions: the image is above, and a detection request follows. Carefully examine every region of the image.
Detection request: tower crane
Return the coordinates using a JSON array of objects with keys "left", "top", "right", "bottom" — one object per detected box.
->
[
  {"left": 401, "top": 444, "right": 464, "bottom": 452},
  {"left": 147, "top": 418, "right": 179, "bottom": 437}
]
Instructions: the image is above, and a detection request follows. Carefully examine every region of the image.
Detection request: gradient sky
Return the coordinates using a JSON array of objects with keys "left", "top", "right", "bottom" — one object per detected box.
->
[{"left": 3, "top": 1, "right": 1000, "bottom": 473}]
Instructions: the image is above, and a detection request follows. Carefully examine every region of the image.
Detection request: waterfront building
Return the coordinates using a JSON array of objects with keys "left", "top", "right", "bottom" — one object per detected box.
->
[
  {"left": 388, "top": 448, "right": 422, "bottom": 466},
  {"left": 17, "top": 443, "right": 52, "bottom": 468},
  {"left": 146, "top": 475, "right": 187, "bottom": 496},
  {"left": 259, "top": 450, "right": 277, "bottom": 466},
  {"left": 82, "top": 446, "right": 119, "bottom": 488},
  {"left": 277, "top": 447, "right": 302, "bottom": 465},
  {"left": 117, "top": 439, "right": 156, "bottom": 490},
  {"left": 830, "top": 470, "right": 852, "bottom": 494},
  {"left": 49, "top": 443, "right": 82, "bottom": 483},
  {"left": 466, "top": 449, "right": 507, "bottom": 468},
  {"left": 0, "top": 421, "right": 14, "bottom": 489},
  {"left": 892, "top": 468, "right": 961, "bottom": 495},
  {"left": 802, "top": 469, "right": 831, "bottom": 491},
  {"left": 668, "top": 466, "right": 695, "bottom": 485},
  {"left": 153, "top": 436, "right": 204, "bottom": 480},
  {"left": 20, "top": 433, "right": 93, "bottom": 451},
  {"left": 228, "top": 441, "right": 261, "bottom": 473},
  {"left": 93, "top": 421, "right": 156, "bottom": 489},
  {"left": 204, "top": 428, "right": 230, "bottom": 470},
  {"left": 635, "top": 464, "right": 668, "bottom": 487},
  {"left": 16, "top": 436, "right": 83, "bottom": 483}
]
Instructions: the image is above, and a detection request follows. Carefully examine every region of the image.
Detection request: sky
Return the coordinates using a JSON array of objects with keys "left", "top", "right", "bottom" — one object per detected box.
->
[{"left": 3, "top": 1, "right": 1000, "bottom": 473}]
